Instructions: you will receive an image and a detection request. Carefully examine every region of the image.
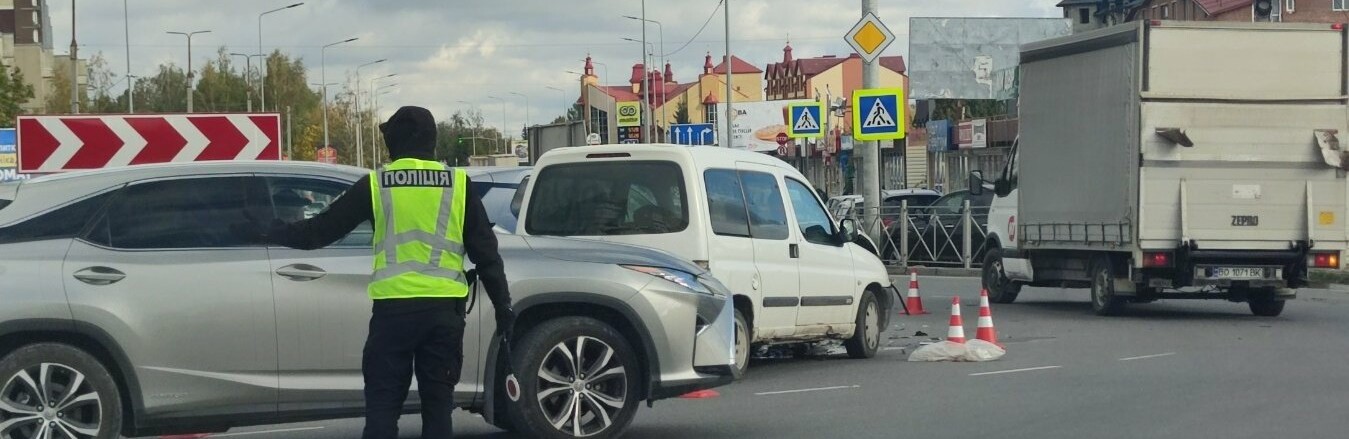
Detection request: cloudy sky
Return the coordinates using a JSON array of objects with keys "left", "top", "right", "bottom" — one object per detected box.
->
[{"left": 51, "top": 0, "right": 1059, "bottom": 132}]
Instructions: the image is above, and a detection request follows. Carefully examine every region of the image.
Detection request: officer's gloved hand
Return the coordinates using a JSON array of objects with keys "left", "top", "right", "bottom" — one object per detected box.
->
[{"left": 496, "top": 305, "right": 517, "bottom": 340}]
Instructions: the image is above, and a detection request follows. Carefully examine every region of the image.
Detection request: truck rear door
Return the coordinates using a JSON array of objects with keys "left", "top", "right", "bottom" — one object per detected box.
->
[{"left": 1138, "top": 22, "right": 1349, "bottom": 252}]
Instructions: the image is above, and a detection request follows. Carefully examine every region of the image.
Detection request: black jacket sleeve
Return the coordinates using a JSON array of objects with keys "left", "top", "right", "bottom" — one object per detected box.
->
[
  {"left": 265, "top": 176, "right": 373, "bottom": 250},
  {"left": 462, "top": 180, "right": 513, "bottom": 311}
]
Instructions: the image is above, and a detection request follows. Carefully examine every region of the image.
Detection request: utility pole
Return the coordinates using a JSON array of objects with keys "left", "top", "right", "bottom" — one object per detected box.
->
[
  {"left": 124, "top": 0, "right": 131, "bottom": 113},
  {"left": 70, "top": 0, "right": 78, "bottom": 113},
  {"left": 860, "top": 0, "right": 881, "bottom": 238},
  {"left": 723, "top": 0, "right": 733, "bottom": 149},
  {"left": 354, "top": 58, "right": 387, "bottom": 168},
  {"left": 641, "top": 0, "right": 651, "bottom": 142}
]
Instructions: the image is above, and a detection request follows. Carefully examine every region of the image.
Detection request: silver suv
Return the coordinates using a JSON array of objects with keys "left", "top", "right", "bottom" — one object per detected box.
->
[{"left": 0, "top": 162, "right": 736, "bottom": 439}]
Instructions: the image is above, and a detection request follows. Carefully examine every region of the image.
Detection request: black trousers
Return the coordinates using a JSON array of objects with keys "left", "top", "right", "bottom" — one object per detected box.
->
[{"left": 362, "top": 299, "right": 467, "bottom": 439}]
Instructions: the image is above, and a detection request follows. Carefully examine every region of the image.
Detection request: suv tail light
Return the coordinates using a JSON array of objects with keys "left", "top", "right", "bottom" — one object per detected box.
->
[
  {"left": 1142, "top": 251, "right": 1172, "bottom": 268},
  {"left": 1310, "top": 252, "right": 1340, "bottom": 268}
]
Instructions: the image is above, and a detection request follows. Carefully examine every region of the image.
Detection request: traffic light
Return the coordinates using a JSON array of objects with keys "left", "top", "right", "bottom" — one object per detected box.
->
[
  {"left": 456, "top": 136, "right": 465, "bottom": 146},
  {"left": 1254, "top": 0, "right": 1273, "bottom": 19}
]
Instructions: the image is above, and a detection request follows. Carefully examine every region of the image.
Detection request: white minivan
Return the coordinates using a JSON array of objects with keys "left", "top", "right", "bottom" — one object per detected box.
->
[{"left": 517, "top": 144, "right": 896, "bottom": 374}]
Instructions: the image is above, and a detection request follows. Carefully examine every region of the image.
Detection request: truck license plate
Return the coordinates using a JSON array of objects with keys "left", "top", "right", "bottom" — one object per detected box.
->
[
  {"left": 1209, "top": 267, "right": 1266, "bottom": 279},
  {"left": 1231, "top": 215, "right": 1259, "bottom": 226}
]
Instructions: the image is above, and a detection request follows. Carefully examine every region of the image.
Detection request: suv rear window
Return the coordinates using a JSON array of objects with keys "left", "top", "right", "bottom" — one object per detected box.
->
[
  {"left": 0, "top": 192, "right": 113, "bottom": 244},
  {"left": 525, "top": 161, "right": 688, "bottom": 236}
]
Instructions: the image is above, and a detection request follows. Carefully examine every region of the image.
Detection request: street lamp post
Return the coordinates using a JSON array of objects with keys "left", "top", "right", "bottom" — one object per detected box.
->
[
  {"left": 123, "top": 0, "right": 131, "bottom": 113},
  {"left": 622, "top": 38, "right": 657, "bottom": 142},
  {"left": 259, "top": 2, "right": 304, "bottom": 112},
  {"left": 509, "top": 91, "right": 530, "bottom": 134},
  {"left": 126, "top": 75, "right": 138, "bottom": 113},
  {"left": 167, "top": 30, "right": 211, "bottom": 113},
  {"left": 544, "top": 86, "right": 568, "bottom": 122},
  {"left": 456, "top": 100, "right": 480, "bottom": 157},
  {"left": 373, "top": 86, "right": 396, "bottom": 161},
  {"left": 321, "top": 37, "right": 358, "bottom": 151},
  {"left": 488, "top": 96, "right": 507, "bottom": 154},
  {"left": 354, "top": 58, "right": 386, "bottom": 168},
  {"left": 624, "top": 15, "right": 665, "bottom": 136},
  {"left": 368, "top": 73, "right": 397, "bottom": 166},
  {"left": 229, "top": 53, "right": 262, "bottom": 112}
]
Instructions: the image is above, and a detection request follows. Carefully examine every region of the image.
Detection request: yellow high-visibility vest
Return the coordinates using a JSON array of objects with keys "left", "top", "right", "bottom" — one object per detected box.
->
[{"left": 368, "top": 159, "right": 469, "bottom": 299}]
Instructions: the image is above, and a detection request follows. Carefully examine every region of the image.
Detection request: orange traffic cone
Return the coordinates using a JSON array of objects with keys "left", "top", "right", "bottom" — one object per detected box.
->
[
  {"left": 975, "top": 289, "right": 1002, "bottom": 347},
  {"left": 947, "top": 297, "right": 966, "bottom": 343},
  {"left": 904, "top": 271, "right": 929, "bottom": 315}
]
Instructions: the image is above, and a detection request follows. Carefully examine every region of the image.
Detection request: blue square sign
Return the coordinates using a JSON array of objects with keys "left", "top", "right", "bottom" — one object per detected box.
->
[
  {"left": 786, "top": 103, "right": 824, "bottom": 138},
  {"left": 669, "top": 123, "right": 716, "bottom": 146},
  {"left": 852, "top": 88, "right": 905, "bottom": 141}
]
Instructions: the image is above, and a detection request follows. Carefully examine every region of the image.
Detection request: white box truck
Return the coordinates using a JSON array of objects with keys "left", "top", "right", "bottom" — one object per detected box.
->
[{"left": 979, "top": 21, "right": 1349, "bottom": 316}]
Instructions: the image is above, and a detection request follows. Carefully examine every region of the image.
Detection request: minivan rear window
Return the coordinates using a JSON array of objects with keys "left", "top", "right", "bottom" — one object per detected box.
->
[{"left": 526, "top": 161, "right": 688, "bottom": 236}]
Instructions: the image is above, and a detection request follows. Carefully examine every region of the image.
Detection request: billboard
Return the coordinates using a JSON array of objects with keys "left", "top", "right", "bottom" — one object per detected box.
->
[
  {"left": 908, "top": 17, "right": 1070, "bottom": 99},
  {"left": 616, "top": 101, "right": 641, "bottom": 127},
  {"left": 717, "top": 99, "right": 816, "bottom": 152}
]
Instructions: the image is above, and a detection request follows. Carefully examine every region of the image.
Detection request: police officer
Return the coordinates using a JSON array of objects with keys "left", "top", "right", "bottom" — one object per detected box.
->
[{"left": 260, "top": 106, "right": 515, "bottom": 439}]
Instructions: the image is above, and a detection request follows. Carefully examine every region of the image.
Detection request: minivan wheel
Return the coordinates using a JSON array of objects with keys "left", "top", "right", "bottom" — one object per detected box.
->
[
  {"left": 844, "top": 291, "right": 880, "bottom": 359},
  {"left": 733, "top": 309, "right": 750, "bottom": 376},
  {"left": 0, "top": 343, "right": 122, "bottom": 439},
  {"left": 509, "top": 317, "right": 640, "bottom": 439}
]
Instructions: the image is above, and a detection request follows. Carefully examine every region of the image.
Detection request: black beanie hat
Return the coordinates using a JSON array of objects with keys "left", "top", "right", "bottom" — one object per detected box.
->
[{"left": 380, "top": 106, "right": 437, "bottom": 159}]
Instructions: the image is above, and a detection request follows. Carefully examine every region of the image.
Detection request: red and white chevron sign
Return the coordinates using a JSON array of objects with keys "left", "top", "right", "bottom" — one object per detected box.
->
[{"left": 16, "top": 113, "right": 281, "bottom": 173}]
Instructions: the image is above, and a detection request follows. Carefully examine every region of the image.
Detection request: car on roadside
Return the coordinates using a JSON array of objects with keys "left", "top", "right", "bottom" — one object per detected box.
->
[
  {"left": 519, "top": 144, "right": 898, "bottom": 376},
  {"left": 0, "top": 161, "right": 735, "bottom": 439}
]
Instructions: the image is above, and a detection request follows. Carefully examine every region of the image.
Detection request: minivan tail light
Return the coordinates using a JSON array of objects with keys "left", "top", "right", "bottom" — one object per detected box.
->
[
  {"left": 586, "top": 152, "right": 631, "bottom": 159},
  {"left": 1310, "top": 252, "right": 1340, "bottom": 268},
  {"left": 1142, "top": 251, "right": 1172, "bottom": 268}
]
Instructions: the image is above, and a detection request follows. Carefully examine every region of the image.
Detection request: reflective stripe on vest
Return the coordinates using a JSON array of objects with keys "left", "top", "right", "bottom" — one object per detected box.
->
[{"left": 368, "top": 159, "right": 469, "bottom": 299}]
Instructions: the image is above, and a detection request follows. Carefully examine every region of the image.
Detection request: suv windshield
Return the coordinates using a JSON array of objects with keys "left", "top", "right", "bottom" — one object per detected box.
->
[{"left": 525, "top": 161, "right": 688, "bottom": 236}]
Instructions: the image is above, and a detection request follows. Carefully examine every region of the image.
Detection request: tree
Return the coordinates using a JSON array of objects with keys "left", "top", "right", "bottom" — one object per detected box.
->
[
  {"left": 674, "top": 100, "right": 690, "bottom": 124},
  {"left": 0, "top": 60, "right": 34, "bottom": 126},
  {"left": 131, "top": 64, "right": 189, "bottom": 113}
]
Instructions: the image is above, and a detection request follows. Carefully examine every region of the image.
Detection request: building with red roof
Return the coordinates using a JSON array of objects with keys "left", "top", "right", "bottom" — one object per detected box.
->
[{"left": 577, "top": 53, "right": 764, "bottom": 143}]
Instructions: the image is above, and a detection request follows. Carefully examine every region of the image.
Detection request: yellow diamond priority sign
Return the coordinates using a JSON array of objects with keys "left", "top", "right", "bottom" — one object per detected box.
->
[{"left": 845, "top": 12, "right": 895, "bottom": 64}]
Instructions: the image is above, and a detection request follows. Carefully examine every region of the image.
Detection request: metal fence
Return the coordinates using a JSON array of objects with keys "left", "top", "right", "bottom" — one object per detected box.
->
[
  {"left": 784, "top": 148, "right": 911, "bottom": 197},
  {"left": 848, "top": 202, "right": 991, "bottom": 269}
]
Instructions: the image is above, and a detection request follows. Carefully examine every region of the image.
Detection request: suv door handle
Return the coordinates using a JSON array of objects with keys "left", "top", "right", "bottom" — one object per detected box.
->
[
  {"left": 73, "top": 267, "right": 126, "bottom": 285},
  {"left": 789, "top": 244, "right": 800, "bottom": 259},
  {"left": 276, "top": 264, "right": 327, "bottom": 281}
]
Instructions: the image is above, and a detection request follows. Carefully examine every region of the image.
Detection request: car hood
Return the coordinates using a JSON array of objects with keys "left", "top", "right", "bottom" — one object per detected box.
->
[{"left": 521, "top": 235, "right": 706, "bottom": 275}]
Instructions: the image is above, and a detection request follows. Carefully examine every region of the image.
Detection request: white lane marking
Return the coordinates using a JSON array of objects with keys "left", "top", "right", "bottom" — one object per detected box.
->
[
  {"left": 881, "top": 347, "right": 906, "bottom": 351},
  {"left": 212, "top": 426, "right": 325, "bottom": 437},
  {"left": 969, "top": 365, "right": 1062, "bottom": 376},
  {"left": 1119, "top": 352, "right": 1176, "bottom": 361},
  {"left": 754, "top": 385, "right": 860, "bottom": 396}
]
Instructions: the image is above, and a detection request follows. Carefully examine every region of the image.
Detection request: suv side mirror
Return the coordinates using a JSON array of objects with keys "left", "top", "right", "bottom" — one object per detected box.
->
[
  {"left": 968, "top": 170, "right": 984, "bottom": 196},
  {"left": 839, "top": 218, "right": 859, "bottom": 242}
]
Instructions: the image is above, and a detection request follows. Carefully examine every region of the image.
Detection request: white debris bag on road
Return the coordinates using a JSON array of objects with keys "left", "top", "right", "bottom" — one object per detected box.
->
[{"left": 907, "top": 340, "right": 1005, "bottom": 362}]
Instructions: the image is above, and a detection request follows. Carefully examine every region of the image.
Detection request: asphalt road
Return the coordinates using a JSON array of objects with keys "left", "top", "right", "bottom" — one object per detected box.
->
[{"left": 206, "top": 277, "right": 1349, "bottom": 439}]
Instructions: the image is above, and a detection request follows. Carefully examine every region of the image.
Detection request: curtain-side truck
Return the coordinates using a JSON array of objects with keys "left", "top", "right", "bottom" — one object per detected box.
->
[{"left": 979, "top": 21, "right": 1349, "bottom": 316}]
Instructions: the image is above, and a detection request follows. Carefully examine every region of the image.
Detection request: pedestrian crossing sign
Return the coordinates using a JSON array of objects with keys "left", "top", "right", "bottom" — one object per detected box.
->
[
  {"left": 851, "top": 88, "right": 905, "bottom": 141},
  {"left": 786, "top": 102, "right": 825, "bottom": 138}
]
